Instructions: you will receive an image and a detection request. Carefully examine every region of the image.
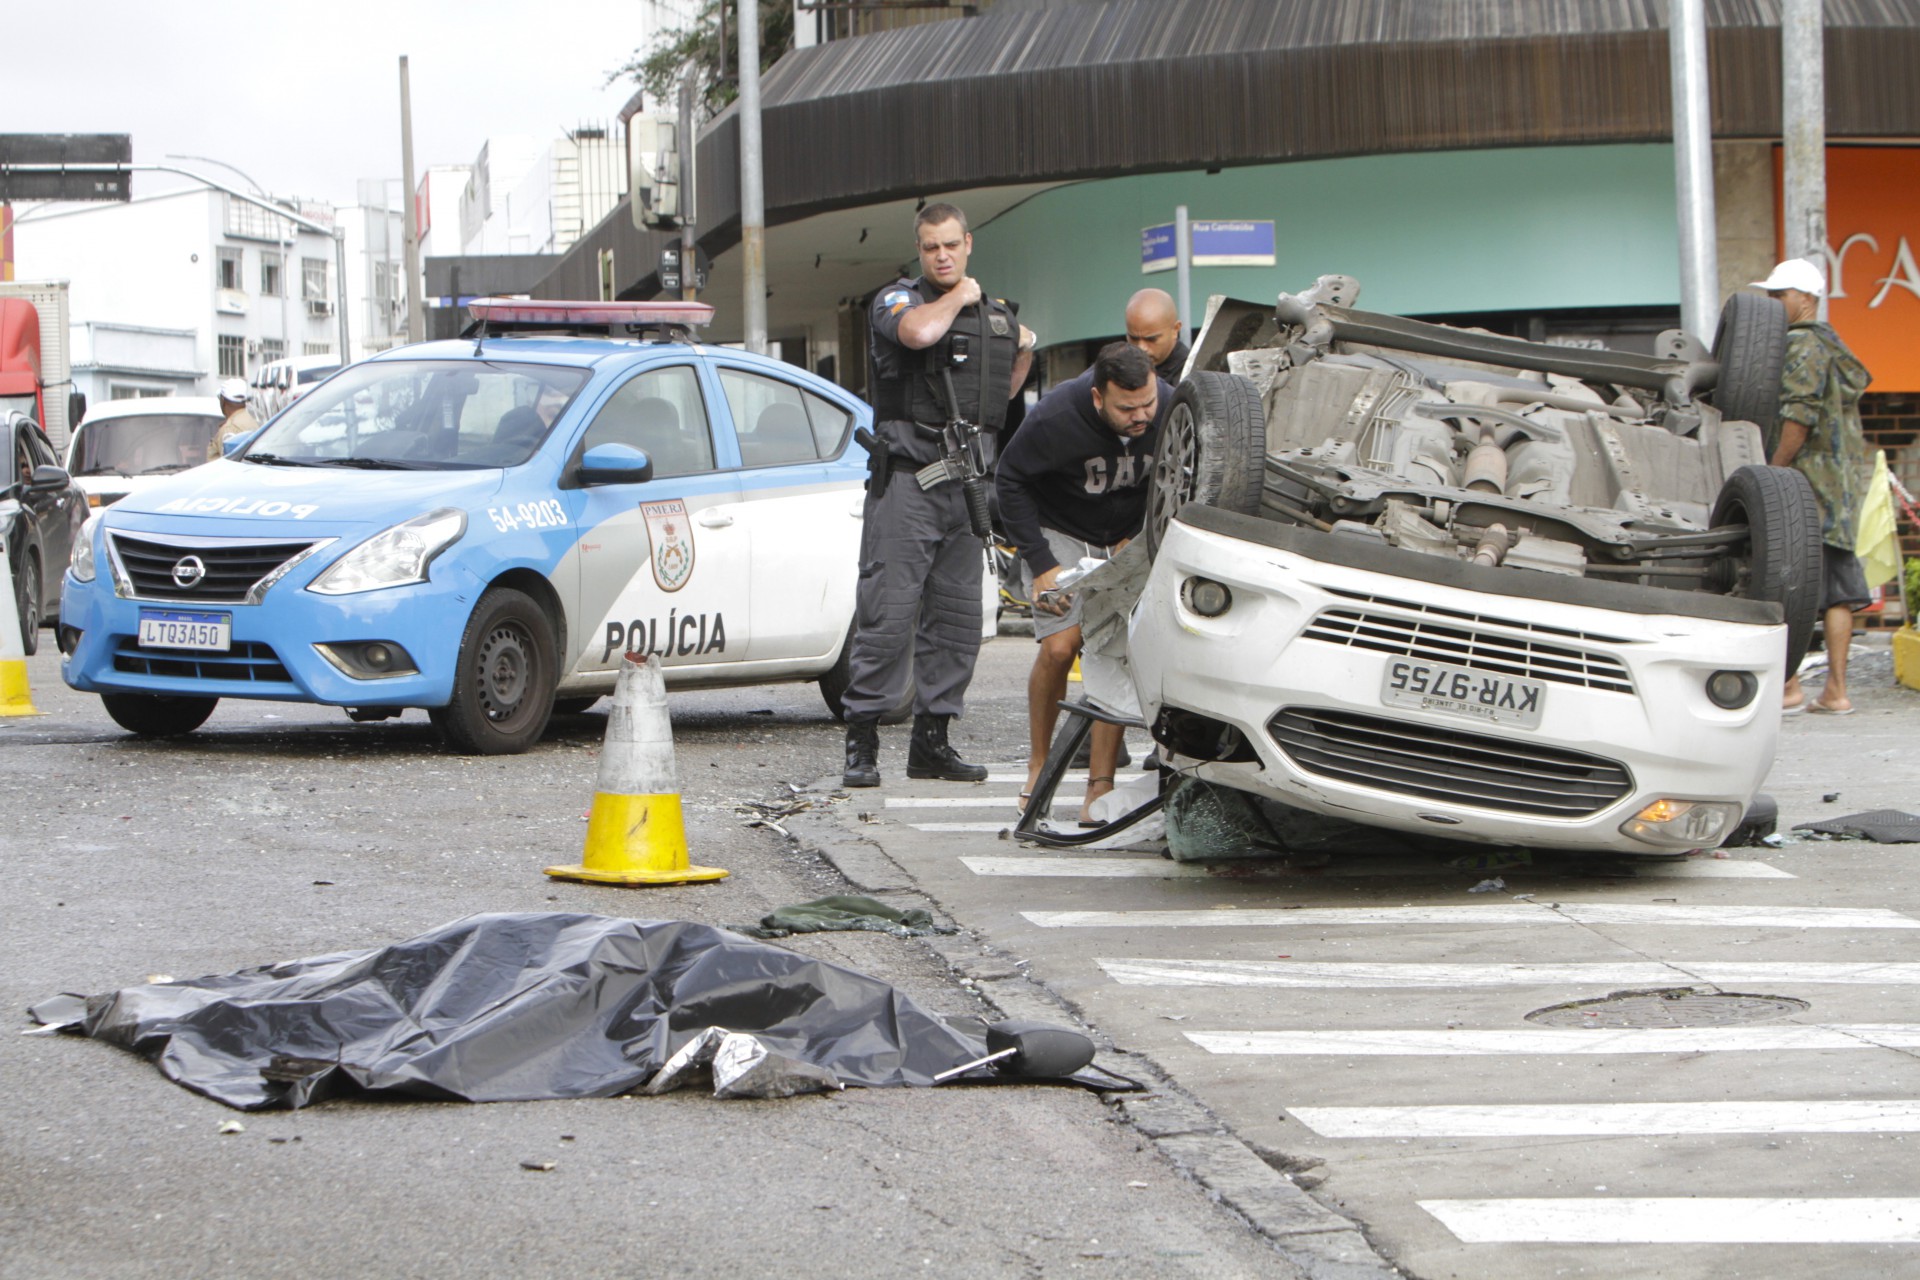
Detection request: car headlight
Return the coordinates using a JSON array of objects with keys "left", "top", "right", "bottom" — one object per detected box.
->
[
  {"left": 70, "top": 514, "right": 101, "bottom": 582},
  {"left": 308, "top": 508, "right": 466, "bottom": 596},
  {"left": 1618, "top": 798, "right": 1744, "bottom": 850}
]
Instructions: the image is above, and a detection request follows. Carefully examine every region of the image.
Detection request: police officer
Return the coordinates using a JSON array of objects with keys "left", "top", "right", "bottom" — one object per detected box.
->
[{"left": 842, "top": 202, "right": 1035, "bottom": 787}]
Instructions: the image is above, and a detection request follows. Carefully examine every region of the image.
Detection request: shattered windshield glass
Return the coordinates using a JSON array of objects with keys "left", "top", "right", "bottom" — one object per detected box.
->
[{"left": 243, "top": 360, "right": 588, "bottom": 471}]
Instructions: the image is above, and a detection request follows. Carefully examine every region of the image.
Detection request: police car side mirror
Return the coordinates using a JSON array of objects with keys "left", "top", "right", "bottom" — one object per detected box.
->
[{"left": 577, "top": 443, "right": 654, "bottom": 486}]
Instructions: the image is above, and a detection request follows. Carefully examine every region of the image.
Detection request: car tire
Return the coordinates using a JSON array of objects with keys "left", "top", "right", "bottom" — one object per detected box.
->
[
  {"left": 429, "top": 587, "right": 558, "bottom": 755},
  {"left": 1711, "top": 293, "right": 1788, "bottom": 435},
  {"left": 15, "top": 552, "right": 40, "bottom": 657},
  {"left": 1144, "top": 371, "right": 1267, "bottom": 556},
  {"left": 101, "top": 693, "right": 219, "bottom": 738},
  {"left": 1711, "top": 464, "right": 1825, "bottom": 673},
  {"left": 551, "top": 696, "right": 601, "bottom": 716},
  {"left": 817, "top": 623, "right": 913, "bottom": 725}
]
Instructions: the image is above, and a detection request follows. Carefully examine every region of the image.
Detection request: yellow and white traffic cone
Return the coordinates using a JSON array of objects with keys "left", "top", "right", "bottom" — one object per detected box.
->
[
  {"left": 545, "top": 654, "right": 725, "bottom": 886},
  {"left": 0, "top": 537, "right": 42, "bottom": 718}
]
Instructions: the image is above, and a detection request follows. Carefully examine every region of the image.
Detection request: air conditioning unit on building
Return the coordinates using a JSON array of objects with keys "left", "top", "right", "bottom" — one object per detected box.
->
[
  {"left": 307, "top": 299, "right": 333, "bottom": 317},
  {"left": 245, "top": 339, "right": 261, "bottom": 357}
]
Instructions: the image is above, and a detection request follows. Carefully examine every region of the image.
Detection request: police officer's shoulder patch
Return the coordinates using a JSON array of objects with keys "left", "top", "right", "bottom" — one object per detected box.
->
[
  {"left": 879, "top": 288, "right": 915, "bottom": 316},
  {"left": 988, "top": 313, "right": 1011, "bottom": 337}
]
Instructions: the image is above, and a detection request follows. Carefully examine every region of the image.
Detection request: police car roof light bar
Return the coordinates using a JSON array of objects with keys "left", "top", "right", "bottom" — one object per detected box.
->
[{"left": 463, "top": 298, "right": 716, "bottom": 346}]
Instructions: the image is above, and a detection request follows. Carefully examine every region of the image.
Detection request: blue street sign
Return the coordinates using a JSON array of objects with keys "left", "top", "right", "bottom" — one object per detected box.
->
[
  {"left": 1140, "top": 219, "right": 1277, "bottom": 273},
  {"left": 1141, "top": 223, "right": 1176, "bottom": 274}
]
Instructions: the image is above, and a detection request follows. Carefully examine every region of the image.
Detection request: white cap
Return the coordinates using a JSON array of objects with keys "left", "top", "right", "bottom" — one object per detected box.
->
[
  {"left": 217, "top": 378, "right": 250, "bottom": 403},
  {"left": 1752, "top": 258, "right": 1827, "bottom": 296}
]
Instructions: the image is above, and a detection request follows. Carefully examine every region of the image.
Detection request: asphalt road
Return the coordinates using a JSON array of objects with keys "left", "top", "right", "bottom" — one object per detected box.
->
[
  {"left": 0, "top": 637, "right": 1304, "bottom": 1280},
  {"left": 823, "top": 631, "right": 1920, "bottom": 1280}
]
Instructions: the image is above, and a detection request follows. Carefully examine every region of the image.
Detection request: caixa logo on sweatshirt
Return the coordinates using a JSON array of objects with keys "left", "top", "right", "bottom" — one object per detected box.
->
[{"left": 1081, "top": 452, "right": 1152, "bottom": 495}]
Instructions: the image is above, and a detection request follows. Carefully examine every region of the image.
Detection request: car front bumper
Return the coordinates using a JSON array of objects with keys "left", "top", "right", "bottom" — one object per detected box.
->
[
  {"left": 59, "top": 558, "right": 484, "bottom": 709},
  {"left": 1128, "top": 517, "right": 1784, "bottom": 853}
]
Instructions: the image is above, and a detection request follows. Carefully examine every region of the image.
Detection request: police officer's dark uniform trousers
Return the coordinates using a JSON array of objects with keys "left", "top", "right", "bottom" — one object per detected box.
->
[{"left": 842, "top": 276, "right": 1019, "bottom": 786}]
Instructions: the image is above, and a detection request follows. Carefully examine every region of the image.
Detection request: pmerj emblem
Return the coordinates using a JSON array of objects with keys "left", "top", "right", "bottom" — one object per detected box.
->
[{"left": 641, "top": 498, "right": 696, "bottom": 592}]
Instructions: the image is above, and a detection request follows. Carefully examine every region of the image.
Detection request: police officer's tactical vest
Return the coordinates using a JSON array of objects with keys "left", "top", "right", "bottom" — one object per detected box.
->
[{"left": 870, "top": 276, "right": 1020, "bottom": 433}]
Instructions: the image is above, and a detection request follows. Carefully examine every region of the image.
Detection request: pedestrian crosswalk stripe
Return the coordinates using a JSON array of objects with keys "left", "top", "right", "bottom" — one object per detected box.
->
[
  {"left": 1291, "top": 1099, "right": 1920, "bottom": 1137},
  {"left": 889, "top": 797, "right": 1084, "bottom": 809},
  {"left": 967, "top": 856, "right": 1211, "bottom": 877},
  {"left": 909, "top": 822, "right": 1013, "bottom": 833},
  {"left": 1420, "top": 1197, "right": 1920, "bottom": 1244},
  {"left": 1097, "top": 959, "right": 1920, "bottom": 988},
  {"left": 1026, "top": 904, "right": 1918, "bottom": 929},
  {"left": 1188, "top": 1025, "right": 1920, "bottom": 1055},
  {"left": 966, "top": 855, "right": 1788, "bottom": 879}
]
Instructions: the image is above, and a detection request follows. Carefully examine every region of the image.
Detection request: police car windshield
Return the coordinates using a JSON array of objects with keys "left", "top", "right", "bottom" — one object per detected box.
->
[{"left": 242, "top": 360, "right": 588, "bottom": 470}]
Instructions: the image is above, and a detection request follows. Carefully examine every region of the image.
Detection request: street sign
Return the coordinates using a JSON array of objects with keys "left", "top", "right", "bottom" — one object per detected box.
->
[
  {"left": 658, "top": 244, "right": 711, "bottom": 294},
  {"left": 0, "top": 134, "right": 133, "bottom": 203},
  {"left": 1141, "top": 219, "right": 1277, "bottom": 273}
]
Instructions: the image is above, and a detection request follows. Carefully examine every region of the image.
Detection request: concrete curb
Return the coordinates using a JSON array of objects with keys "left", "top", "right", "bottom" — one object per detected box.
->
[{"left": 787, "top": 786, "right": 1404, "bottom": 1280}]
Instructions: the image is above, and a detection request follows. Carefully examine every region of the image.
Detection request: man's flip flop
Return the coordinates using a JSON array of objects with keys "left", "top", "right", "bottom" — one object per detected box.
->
[
  {"left": 1807, "top": 702, "right": 1856, "bottom": 715},
  {"left": 1782, "top": 703, "right": 1807, "bottom": 716}
]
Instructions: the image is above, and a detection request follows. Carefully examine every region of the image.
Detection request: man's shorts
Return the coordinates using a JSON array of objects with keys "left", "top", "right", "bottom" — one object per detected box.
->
[
  {"left": 1819, "top": 543, "right": 1873, "bottom": 613},
  {"left": 1022, "top": 527, "right": 1120, "bottom": 642}
]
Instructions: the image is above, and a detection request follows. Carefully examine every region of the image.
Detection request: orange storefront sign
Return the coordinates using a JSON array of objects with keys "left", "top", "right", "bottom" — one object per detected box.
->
[{"left": 1777, "top": 146, "right": 1920, "bottom": 392}]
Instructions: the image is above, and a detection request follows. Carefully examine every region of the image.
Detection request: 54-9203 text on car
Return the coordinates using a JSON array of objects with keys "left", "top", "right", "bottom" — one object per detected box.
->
[{"left": 1129, "top": 276, "right": 1813, "bottom": 855}]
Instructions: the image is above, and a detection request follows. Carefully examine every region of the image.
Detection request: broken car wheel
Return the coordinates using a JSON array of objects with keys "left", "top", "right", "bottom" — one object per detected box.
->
[
  {"left": 1144, "top": 371, "right": 1267, "bottom": 556},
  {"left": 1710, "top": 464, "right": 1824, "bottom": 673}
]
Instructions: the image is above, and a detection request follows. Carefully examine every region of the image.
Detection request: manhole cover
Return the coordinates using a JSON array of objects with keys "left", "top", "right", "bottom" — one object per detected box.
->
[{"left": 1525, "top": 987, "right": 1809, "bottom": 1029}]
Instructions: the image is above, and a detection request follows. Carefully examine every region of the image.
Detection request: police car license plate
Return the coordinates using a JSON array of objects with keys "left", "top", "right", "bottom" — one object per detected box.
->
[
  {"left": 1380, "top": 658, "right": 1545, "bottom": 730},
  {"left": 138, "top": 609, "right": 231, "bottom": 652}
]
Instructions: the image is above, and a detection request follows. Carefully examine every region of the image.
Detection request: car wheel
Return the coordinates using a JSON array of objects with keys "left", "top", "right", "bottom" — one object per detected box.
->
[
  {"left": 1710, "top": 293, "right": 1788, "bottom": 436},
  {"left": 817, "top": 623, "right": 913, "bottom": 725},
  {"left": 15, "top": 552, "right": 40, "bottom": 657},
  {"left": 101, "top": 693, "right": 219, "bottom": 737},
  {"left": 1711, "top": 464, "right": 1824, "bottom": 673},
  {"left": 551, "top": 696, "right": 601, "bottom": 716},
  {"left": 429, "top": 587, "right": 558, "bottom": 755},
  {"left": 1144, "top": 372, "right": 1267, "bottom": 556}
]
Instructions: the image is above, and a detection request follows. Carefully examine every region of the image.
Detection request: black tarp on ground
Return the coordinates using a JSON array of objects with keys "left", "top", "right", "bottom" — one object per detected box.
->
[{"left": 29, "top": 913, "right": 1016, "bottom": 1110}]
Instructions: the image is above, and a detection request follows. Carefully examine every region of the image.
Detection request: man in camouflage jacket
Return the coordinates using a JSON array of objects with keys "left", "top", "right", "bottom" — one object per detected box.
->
[{"left": 1758, "top": 259, "right": 1873, "bottom": 715}]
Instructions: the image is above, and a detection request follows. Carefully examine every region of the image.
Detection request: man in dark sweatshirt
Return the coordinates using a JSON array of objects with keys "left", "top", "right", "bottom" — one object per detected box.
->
[{"left": 996, "top": 341, "right": 1168, "bottom": 820}]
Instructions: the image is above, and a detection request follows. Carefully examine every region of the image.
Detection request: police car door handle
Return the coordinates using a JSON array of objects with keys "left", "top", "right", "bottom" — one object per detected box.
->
[{"left": 696, "top": 510, "right": 733, "bottom": 529}]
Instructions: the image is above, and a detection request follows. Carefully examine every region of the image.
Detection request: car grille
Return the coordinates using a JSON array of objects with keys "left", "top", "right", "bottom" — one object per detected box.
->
[
  {"left": 111, "top": 534, "right": 317, "bottom": 603},
  {"left": 1268, "top": 707, "right": 1634, "bottom": 818},
  {"left": 1303, "top": 592, "right": 1635, "bottom": 694},
  {"left": 112, "top": 638, "right": 292, "bottom": 685}
]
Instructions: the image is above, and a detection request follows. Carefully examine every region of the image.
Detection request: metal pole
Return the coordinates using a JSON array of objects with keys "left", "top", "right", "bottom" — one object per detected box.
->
[
  {"left": 1782, "top": 0, "right": 1827, "bottom": 318},
  {"left": 679, "top": 74, "right": 698, "bottom": 303},
  {"left": 1174, "top": 205, "right": 1192, "bottom": 341},
  {"left": 1668, "top": 0, "right": 1719, "bottom": 341},
  {"left": 737, "top": 0, "right": 769, "bottom": 354},
  {"left": 333, "top": 229, "right": 352, "bottom": 360},
  {"left": 399, "top": 55, "right": 426, "bottom": 343}
]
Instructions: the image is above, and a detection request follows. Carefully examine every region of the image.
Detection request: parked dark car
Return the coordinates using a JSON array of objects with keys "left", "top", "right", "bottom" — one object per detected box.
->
[{"left": 6, "top": 411, "right": 86, "bottom": 653}]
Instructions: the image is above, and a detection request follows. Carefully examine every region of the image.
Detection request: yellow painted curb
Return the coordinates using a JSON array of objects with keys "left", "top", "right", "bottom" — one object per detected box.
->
[{"left": 1894, "top": 626, "right": 1920, "bottom": 693}]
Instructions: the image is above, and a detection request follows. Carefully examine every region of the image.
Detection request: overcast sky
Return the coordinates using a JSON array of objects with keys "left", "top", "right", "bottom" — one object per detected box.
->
[{"left": 12, "top": 0, "right": 689, "bottom": 206}]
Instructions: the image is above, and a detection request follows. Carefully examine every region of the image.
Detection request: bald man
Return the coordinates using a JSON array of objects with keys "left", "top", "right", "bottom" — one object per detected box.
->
[{"left": 1125, "top": 288, "right": 1190, "bottom": 385}]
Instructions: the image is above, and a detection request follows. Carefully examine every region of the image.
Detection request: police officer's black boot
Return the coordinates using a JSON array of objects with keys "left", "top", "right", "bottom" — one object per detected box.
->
[
  {"left": 907, "top": 713, "right": 989, "bottom": 782},
  {"left": 843, "top": 717, "right": 880, "bottom": 788}
]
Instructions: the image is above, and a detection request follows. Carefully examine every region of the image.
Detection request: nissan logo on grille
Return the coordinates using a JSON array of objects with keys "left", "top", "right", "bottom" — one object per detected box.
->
[{"left": 171, "top": 556, "right": 208, "bottom": 589}]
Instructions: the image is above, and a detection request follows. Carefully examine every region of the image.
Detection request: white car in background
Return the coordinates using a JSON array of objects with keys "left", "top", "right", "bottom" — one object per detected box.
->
[
  {"left": 249, "top": 355, "right": 342, "bottom": 422},
  {"left": 65, "top": 397, "right": 226, "bottom": 508}
]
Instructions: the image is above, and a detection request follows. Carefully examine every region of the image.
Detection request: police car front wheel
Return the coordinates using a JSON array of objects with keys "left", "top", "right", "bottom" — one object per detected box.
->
[
  {"left": 430, "top": 587, "right": 558, "bottom": 755},
  {"left": 101, "top": 693, "right": 219, "bottom": 739}
]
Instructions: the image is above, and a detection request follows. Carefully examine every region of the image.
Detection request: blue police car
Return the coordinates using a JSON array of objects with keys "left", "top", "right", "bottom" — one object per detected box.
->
[{"left": 59, "top": 300, "right": 884, "bottom": 753}]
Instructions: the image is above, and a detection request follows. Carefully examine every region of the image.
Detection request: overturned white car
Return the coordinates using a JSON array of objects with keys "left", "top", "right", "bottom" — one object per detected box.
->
[{"left": 1128, "top": 277, "right": 1814, "bottom": 854}]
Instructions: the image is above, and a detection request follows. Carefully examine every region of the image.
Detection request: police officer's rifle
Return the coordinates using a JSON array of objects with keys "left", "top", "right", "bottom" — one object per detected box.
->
[{"left": 915, "top": 337, "right": 993, "bottom": 551}]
